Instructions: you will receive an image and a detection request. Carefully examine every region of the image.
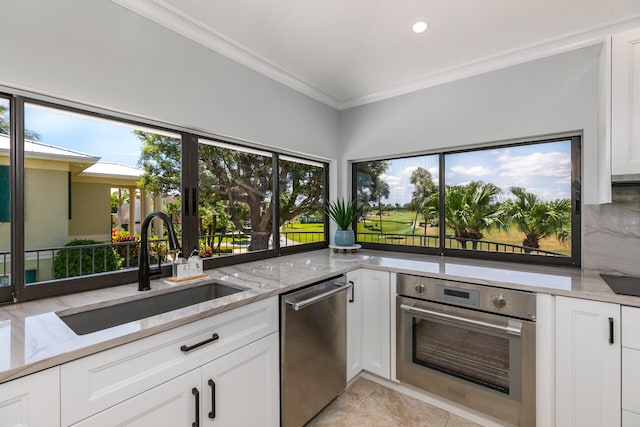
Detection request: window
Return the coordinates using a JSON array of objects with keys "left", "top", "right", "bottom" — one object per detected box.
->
[
  {"left": 0, "top": 93, "right": 328, "bottom": 303},
  {"left": 21, "top": 103, "right": 182, "bottom": 292},
  {"left": 197, "top": 139, "right": 274, "bottom": 258},
  {"left": 353, "top": 136, "right": 581, "bottom": 266},
  {"left": 356, "top": 155, "right": 439, "bottom": 249},
  {"left": 279, "top": 155, "right": 328, "bottom": 251}
]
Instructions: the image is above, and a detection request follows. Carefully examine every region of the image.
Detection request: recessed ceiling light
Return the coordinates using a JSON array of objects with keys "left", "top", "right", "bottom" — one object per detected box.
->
[{"left": 412, "top": 21, "right": 428, "bottom": 34}]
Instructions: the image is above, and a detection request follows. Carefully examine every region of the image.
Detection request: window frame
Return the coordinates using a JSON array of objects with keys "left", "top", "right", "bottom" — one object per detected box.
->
[
  {"left": 352, "top": 134, "right": 582, "bottom": 267},
  {"left": 0, "top": 92, "right": 329, "bottom": 304}
]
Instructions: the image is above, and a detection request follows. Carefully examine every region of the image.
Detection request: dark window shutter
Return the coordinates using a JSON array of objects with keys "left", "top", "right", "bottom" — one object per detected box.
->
[{"left": 0, "top": 165, "right": 9, "bottom": 222}]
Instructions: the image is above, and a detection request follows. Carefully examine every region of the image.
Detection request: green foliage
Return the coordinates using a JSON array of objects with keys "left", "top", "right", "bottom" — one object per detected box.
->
[
  {"left": 54, "top": 239, "right": 121, "bottom": 279},
  {"left": 444, "top": 181, "right": 504, "bottom": 242},
  {"left": 326, "top": 198, "right": 362, "bottom": 230},
  {"left": 111, "top": 231, "right": 140, "bottom": 267},
  {"left": 409, "top": 167, "right": 437, "bottom": 235},
  {"left": 504, "top": 187, "right": 571, "bottom": 250}
]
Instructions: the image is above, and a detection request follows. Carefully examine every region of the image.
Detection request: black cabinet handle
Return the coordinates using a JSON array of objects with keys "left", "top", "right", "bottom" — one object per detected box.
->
[
  {"left": 184, "top": 187, "right": 190, "bottom": 216},
  {"left": 609, "top": 317, "right": 614, "bottom": 344},
  {"left": 349, "top": 281, "right": 355, "bottom": 303},
  {"left": 192, "top": 387, "right": 200, "bottom": 427},
  {"left": 208, "top": 379, "right": 216, "bottom": 419},
  {"left": 192, "top": 188, "right": 197, "bottom": 216},
  {"left": 180, "top": 333, "right": 220, "bottom": 353}
]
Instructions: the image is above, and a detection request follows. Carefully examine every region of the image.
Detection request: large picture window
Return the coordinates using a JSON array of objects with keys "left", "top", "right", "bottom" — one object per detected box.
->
[
  {"left": 0, "top": 93, "right": 328, "bottom": 303},
  {"left": 354, "top": 136, "right": 581, "bottom": 266}
]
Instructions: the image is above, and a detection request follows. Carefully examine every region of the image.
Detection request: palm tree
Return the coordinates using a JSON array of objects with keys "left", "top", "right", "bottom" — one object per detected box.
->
[
  {"left": 505, "top": 187, "right": 571, "bottom": 251},
  {"left": 444, "top": 181, "right": 503, "bottom": 249},
  {"left": 409, "top": 167, "right": 436, "bottom": 235}
]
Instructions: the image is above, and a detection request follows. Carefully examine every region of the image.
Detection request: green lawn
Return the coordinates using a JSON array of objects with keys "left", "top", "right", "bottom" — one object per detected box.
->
[
  {"left": 281, "top": 222, "right": 325, "bottom": 244},
  {"left": 357, "top": 209, "right": 571, "bottom": 255}
]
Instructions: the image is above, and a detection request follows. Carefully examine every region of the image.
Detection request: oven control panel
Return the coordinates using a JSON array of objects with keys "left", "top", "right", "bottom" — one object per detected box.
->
[{"left": 398, "top": 273, "right": 536, "bottom": 320}]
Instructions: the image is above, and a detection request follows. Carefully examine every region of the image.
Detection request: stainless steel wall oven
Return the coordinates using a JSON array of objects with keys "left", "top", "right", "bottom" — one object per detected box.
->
[{"left": 396, "top": 274, "right": 536, "bottom": 426}]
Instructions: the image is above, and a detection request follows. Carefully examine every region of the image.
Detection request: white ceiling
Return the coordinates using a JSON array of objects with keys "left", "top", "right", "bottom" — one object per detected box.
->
[{"left": 115, "top": 0, "right": 640, "bottom": 109}]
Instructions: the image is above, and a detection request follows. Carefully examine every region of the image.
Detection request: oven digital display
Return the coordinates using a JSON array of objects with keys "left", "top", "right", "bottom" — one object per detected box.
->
[
  {"left": 444, "top": 288, "right": 469, "bottom": 299},
  {"left": 436, "top": 285, "right": 480, "bottom": 307}
]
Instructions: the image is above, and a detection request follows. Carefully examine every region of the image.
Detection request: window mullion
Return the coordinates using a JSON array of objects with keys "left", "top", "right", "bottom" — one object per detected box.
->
[
  {"left": 273, "top": 153, "right": 280, "bottom": 253},
  {"left": 10, "top": 96, "right": 25, "bottom": 302},
  {"left": 438, "top": 153, "right": 446, "bottom": 256}
]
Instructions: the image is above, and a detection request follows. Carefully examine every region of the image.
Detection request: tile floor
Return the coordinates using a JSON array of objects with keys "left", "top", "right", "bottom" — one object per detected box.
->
[{"left": 307, "top": 377, "right": 484, "bottom": 427}]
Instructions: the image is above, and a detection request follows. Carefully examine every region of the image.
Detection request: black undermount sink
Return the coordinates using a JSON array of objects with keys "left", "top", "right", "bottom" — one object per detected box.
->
[{"left": 59, "top": 281, "right": 247, "bottom": 335}]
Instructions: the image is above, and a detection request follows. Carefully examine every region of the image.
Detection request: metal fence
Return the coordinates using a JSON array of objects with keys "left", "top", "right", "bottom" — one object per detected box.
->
[{"left": 357, "top": 232, "right": 567, "bottom": 257}]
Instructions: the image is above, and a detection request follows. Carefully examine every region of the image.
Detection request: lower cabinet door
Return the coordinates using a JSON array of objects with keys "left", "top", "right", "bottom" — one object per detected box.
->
[
  {"left": 201, "top": 333, "right": 279, "bottom": 426},
  {"left": 0, "top": 367, "right": 60, "bottom": 427},
  {"left": 72, "top": 369, "right": 201, "bottom": 427}
]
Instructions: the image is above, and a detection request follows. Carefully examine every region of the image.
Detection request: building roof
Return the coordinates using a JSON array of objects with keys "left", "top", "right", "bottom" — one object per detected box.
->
[
  {"left": 0, "top": 134, "right": 143, "bottom": 184},
  {"left": 0, "top": 134, "right": 100, "bottom": 163},
  {"left": 80, "top": 162, "right": 143, "bottom": 179}
]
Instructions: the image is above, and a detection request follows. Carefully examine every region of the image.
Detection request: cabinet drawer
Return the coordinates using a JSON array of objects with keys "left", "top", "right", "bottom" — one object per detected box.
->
[
  {"left": 0, "top": 367, "right": 60, "bottom": 427},
  {"left": 623, "top": 347, "right": 640, "bottom": 413},
  {"left": 622, "top": 306, "right": 640, "bottom": 349},
  {"left": 71, "top": 369, "right": 201, "bottom": 427},
  {"left": 61, "top": 297, "right": 277, "bottom": 426}
]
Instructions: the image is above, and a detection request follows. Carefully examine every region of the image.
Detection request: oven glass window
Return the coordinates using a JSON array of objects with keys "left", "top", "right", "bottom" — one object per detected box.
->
[{"left": 413, "top": 318, "right": 511, "bottom": 394}]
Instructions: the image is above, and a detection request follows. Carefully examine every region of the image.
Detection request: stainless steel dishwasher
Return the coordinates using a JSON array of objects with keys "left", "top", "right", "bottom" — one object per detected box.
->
[{"left": 281, "top": 275, "right": 352, "bottom": 427}]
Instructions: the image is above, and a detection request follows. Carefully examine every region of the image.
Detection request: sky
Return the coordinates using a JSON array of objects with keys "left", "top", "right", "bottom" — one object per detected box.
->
[
  {"left": 379, "top": 140, "right": 572, "bottom": 205},
  {"left": 23, "top": 104, "right": 151, "bottom": 168}
]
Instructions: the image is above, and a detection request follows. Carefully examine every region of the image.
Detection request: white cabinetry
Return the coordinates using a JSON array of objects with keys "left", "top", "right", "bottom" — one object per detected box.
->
[
  {"left": 346, "top": 269, "right": 391, "bottom": 381},
  {"left": 0, "top": 367, "right": 60, "bottom": 427},
  {"left": 72, "top": 369, "right": 202, "bottom": 427},
  {"left": 612, "top": 27, "right": 640, "bottom": 179},
  {"left": 361, "top": 269, "right": 391, "bottom": 379},
  {"left": 622, "top": 306, "right": 640, "bottom": 426},
  {"left": 61, "top": 297, "right": 278, "bottom": 427},
  {"left": 346, "top": 269, "right": 363, "bottom": 382},
  {"left": 200, "top": 333, "right": 279, "bottom": 426},
  {"left": 555, "top": 296, "right": 620, "bottom": 427}
]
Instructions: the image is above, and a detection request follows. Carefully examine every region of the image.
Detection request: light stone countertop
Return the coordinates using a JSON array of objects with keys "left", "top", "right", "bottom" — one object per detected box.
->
[{"left": 0, "top": 249, "right": 637, "bottom": 384}]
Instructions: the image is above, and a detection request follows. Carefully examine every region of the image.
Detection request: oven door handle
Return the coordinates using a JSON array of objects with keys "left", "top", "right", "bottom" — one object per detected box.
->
[{"left": 400, "top": 303, "right": 522, "bottom": 336}]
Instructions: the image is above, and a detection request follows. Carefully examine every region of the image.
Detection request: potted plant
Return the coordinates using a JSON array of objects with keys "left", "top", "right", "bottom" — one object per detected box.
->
[{"left": 326, "top": 198, "right": 362, "bottom": 246}]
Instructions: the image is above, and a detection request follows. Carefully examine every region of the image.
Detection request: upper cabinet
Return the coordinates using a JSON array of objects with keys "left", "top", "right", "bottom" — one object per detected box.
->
[{"left": 612, "top": 27, "right": 640, "bottom": 181}]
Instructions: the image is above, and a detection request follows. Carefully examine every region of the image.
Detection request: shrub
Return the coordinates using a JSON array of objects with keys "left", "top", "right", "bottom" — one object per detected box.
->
[
  {"left": 54, "top": 239, "right": 121, "bottom": 279},
  {"left": 112, "top": 231, "right": 140, "bottom": 268}
]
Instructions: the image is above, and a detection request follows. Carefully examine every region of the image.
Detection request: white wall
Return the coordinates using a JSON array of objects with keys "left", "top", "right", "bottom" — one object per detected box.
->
[
  {"left": 0, "top": 0, "right": 339, "bottom": 161},
  {"left": 338, "top": 46, "right": 601, "bottom": 203}
]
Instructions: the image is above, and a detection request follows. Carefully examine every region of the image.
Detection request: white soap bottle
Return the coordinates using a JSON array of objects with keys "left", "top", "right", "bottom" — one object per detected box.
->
[
  {"left": 188, "top": 249, "right": 203, "bottom": 277},
  {"left": 173, "top": 251, "right": 188, "bottom": 280}
]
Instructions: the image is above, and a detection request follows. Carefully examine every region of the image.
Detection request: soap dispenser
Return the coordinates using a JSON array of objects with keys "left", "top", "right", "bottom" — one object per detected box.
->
[
  {"left": 173, "top": 251, "right": 188, "bottom": 280},
  {"left": 188, "top": 249, "right": 203, "bottom": 277}
]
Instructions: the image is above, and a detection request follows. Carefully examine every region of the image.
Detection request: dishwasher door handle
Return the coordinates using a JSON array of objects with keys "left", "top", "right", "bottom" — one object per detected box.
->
[{"left": 287, "top": 281, "right": 352, "bottom": 311}]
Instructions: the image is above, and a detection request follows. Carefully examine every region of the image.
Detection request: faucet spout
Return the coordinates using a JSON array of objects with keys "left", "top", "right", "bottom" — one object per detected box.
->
[{"left": 138, "top": 211, "right": 180, "bottom": 291}]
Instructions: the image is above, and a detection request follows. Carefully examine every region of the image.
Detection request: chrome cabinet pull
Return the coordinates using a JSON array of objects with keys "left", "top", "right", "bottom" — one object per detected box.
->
[
  {"left": 180, "top": 333, "right": 220, "bottom": 352},
  {"left": 400, "top": 303, "right": 522, "bottom": 336}
]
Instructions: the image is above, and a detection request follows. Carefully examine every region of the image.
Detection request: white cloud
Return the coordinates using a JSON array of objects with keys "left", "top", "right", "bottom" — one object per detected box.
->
[
  {"left": 450, "top": 165, "right": 492, "bottom": 177},
  {"left": 498, "top": 151, "right": 570, "bottom": 178}
]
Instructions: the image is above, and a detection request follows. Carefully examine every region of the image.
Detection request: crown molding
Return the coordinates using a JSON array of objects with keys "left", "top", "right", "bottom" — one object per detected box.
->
[
  {"left": 113, "top": 1, "right": 640, "bottom": 111},
  {"left": 112, "top": 0, "right": 341, "bottom": 109}
]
